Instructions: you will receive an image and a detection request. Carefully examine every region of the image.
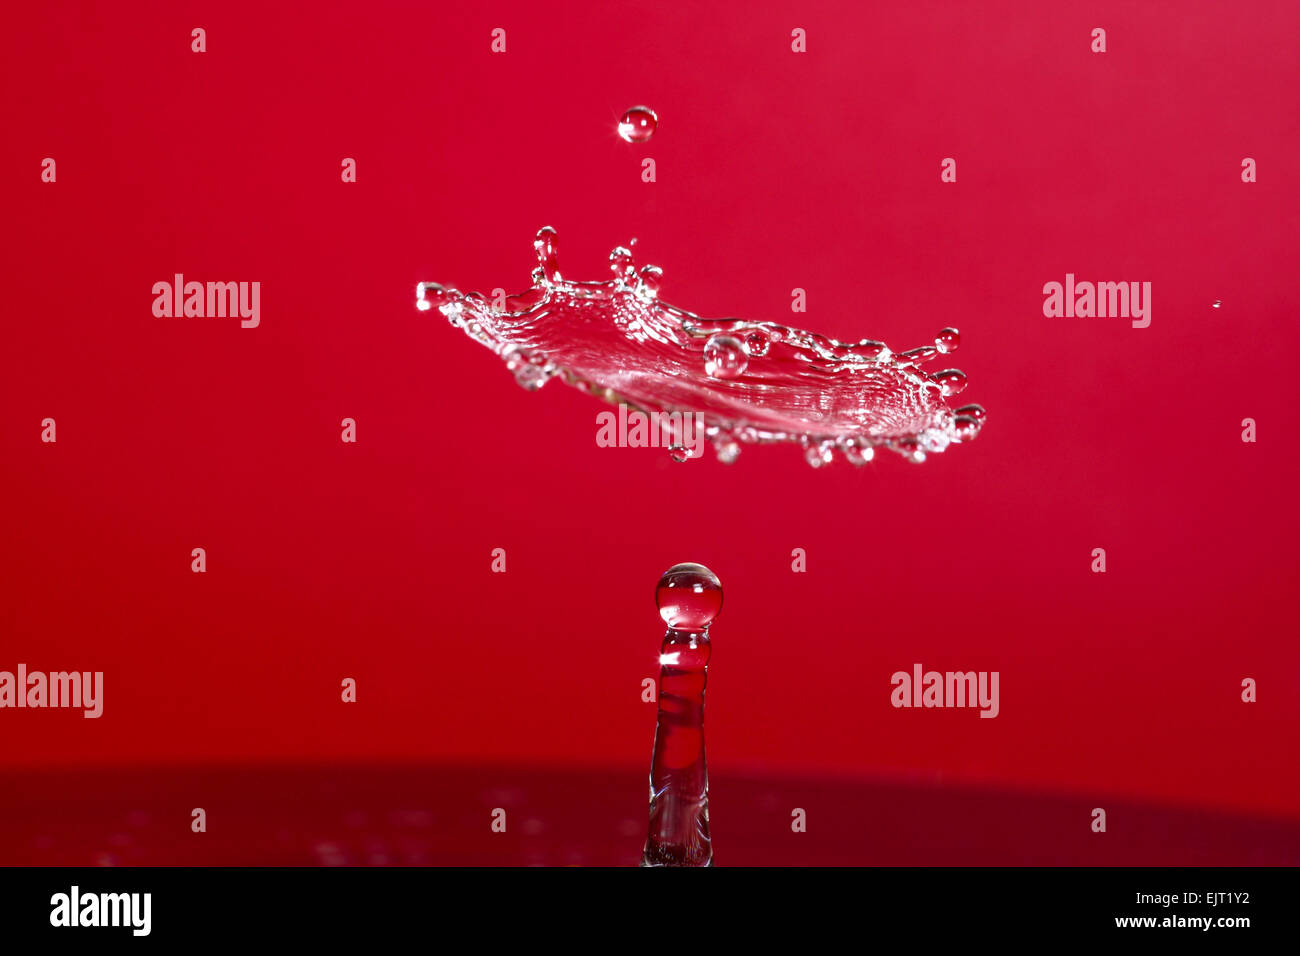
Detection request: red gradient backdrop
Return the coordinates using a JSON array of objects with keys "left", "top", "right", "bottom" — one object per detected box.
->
[{"left": 2, "top": 1, "right": 1298, "bottom": 860}]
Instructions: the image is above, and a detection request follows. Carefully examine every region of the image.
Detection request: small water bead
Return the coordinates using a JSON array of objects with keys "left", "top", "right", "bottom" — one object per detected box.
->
[
  {"left": 952, "top": 415, "right": 981, "bottom": 441},
  {"left": 714, "top": 436, "right": 741, "bottom": 464},
  {"left": 935, "top": 328, "right": 961, "bottom": 354},
  {"left": 1212, "top": 300, "right": 1222, "bottom": 308},
  {"left": 931, "top": 368, "right": 967, "bottom": 397},
  {"left": 609, "top": 246, "right": 636, "bottom": 279},
  {"left": 669, "top": 444, "right": 690, "bottom": 463},
  {"left": 638, "top": 264, "right": 663, "bottom": 297},
  {"left": 415, "top": 283, "right": 448, "bottom": 311},
  {"left": 804, "top": 441, "right": 834, "bottom": 468},
  {"left": 656, "top": 562, "right": 723, "bottom": 630},
  {"left": 704, "top": 334, "right": 749, "bottom": 379},
  {"left": 744, "top": 330, "right": 771, "bottom": 357},
  {"left": 618, "top": 106, "right": 659, "bottom": 144},
  {"left": 954, "top": 403, "right": 986, "bottom": 421},
  {"left": 842, "top": 439, "right": 875, "bottom": 466}
]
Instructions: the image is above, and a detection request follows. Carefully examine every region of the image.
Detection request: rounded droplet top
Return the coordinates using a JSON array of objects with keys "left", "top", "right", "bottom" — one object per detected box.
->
[
  {"left": 704, "top": 333, "right": 748, "bottom": 379},
  {"left": 618, "top": 105, "right": 658, "bottom": 143},
  {"left": 934, "top": 327, "right": 960, "bottom": 354},
  {"left": 656, "top": 562, "right": 723, "bottom": 631}
]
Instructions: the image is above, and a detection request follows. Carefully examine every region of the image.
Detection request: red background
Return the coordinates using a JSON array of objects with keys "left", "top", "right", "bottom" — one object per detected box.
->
[{"left": 2, "top": 1, "right": 1297, "bottom": 863}]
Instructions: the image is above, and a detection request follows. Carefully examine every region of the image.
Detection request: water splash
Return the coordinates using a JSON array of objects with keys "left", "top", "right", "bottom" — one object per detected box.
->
[{"left": 417, "top": 227, "right": 987, "bottom": 466}]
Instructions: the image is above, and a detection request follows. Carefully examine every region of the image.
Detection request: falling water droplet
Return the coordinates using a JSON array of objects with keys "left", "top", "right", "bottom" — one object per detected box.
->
[
  {"left": 744, "top": 330, "right": 771, "bottom": 357},
  {"left": 1212, "top": 300, "right": 1222, "bottom": 309},
  {"left": 618, "top": 106, "right": 658, "bottom": 144},
  {"left": 669, "top": 444, "right": 690, "bottom": 463},
  {"left": 704, "top": 334, "right": 749, "bottom": 379},
  {"left": 935, "top": 327, "right": 961, "bottom": 354},
  {"left": 931, "top": 368, "right": 967, "bottom": 397}
]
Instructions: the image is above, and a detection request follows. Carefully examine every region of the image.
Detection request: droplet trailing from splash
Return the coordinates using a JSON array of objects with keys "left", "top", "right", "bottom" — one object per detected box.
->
[
  {"left": 931, "top": 369, "right": 967, "bottom": 397},
  {"left": 713, "top": 434, "right": 741, "bottom": 465},
  {"left": 703, "top": 334, "right": 749, "bottom": 379},
  {"left": 417, "top": 227, "right": 987, "bottom": 465},
  {"left": 618, "top": 106, "right": 658, "bottom": 143}
]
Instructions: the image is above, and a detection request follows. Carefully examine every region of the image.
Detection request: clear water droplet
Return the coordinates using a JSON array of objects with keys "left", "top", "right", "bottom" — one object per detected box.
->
[
  {"left": 842, "top": 439, "right": 875, "bottom": 466},
  {"left": 533, "top": 227, "right": 561, "bottom": 283},
  {"left": 744, "top": 330, "right": 771, "bottom": 357},
  {"left": 935, "top": 327, "right": 960, "bottom": 354},
  {"left": 704, "top": 334, "right": 748, "bottom": 379},
  {"left": 952, "top": 415, "right": 981, "bottom": 441},
  {"left": 804, "top": 441, "right": 834, "bottom": 468},
  {"left": 618, "top": 106, "right": 658, "bottom": 144},
  {"left": 610, "top": 245, "right": 636, "bottom": 279},
  {"left": 714, "top": 436, "right": 741, "bottom": 464},
  {"left": 638, "top": 264, "right": 663, "bottom": 297},
  {"left": 954, "top": 403, "right": 986, "bottom": 421},
  {"left": 931, "top": 368, "right": 967, "bottom": 397},
  {"left": 504, "top": 348, "right": 547, "bottom": 391},
  {"left": 415, "top": 282, "right": 448, "bottom": 311},
  {"left": 656, "top": 562, "right": 722, "bottom": 630},
  {"left": 1212, "top": 300, "right": 1222, "bottom": 309},
  {"left": 669, "top": 444, "right": 690, "bottom": 463},
  {"left": 900, "top": 346, "right": 938, "bottom": 365}
]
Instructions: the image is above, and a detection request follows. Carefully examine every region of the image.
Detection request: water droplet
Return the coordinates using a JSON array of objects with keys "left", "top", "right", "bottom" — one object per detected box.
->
[
  {"left": 895, "top": 439, "right": 926, "bottom": 463},
  {"left": 638, "top": 264, "right": 663, "bottom": 297},
  {"left": 931, "top": 368, "right": 967, "bottom": 397},
  {"left": 415, "top": 282, "right": 448, "bottom": 311},
  {"left": 900, "top": 346, "right": 938, "bottom": 365},
  {"left": 744, "top": 330, "right": 771, "bottom": 357},
  {"left": 656, "top": 562, "right": 722, "bottom": 630},
  {"left": 1212, "top": 300, "right": 1222, "bottom": 309},
  {"left": 609, "top": 245, "right": 636, "bottom": 279},
  {"left": 669, "top": 444, "right": 690, "bottom": 463},
  {"left": 618, "top": 105, "right": 658, "bottom": 144},
  {"left": 714, "top": 436, "right": 741, "bottom": 464},
  {"left": 954, "top": 403, "right": 986, "bottom": 421},
  {"left": 504, "top": 348, "right": 547, "bottom": 391},
  {"left": 842, "top": 439, "right": 875, "bottom": 466},
  {"left": 704, "top": 334, "right": 749, "bottom": 379},
  {"left": 804, "top": 441, "right": 834, "bottom": 468},
  {"left": 952, "top": 415, "right": 981, "bottom": 441},
  {"left": 533, "top": 226, "right": 561, "bottom": 283},
  {"left": 935, "top": 327, "right": 960, "bottom": 354}
]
